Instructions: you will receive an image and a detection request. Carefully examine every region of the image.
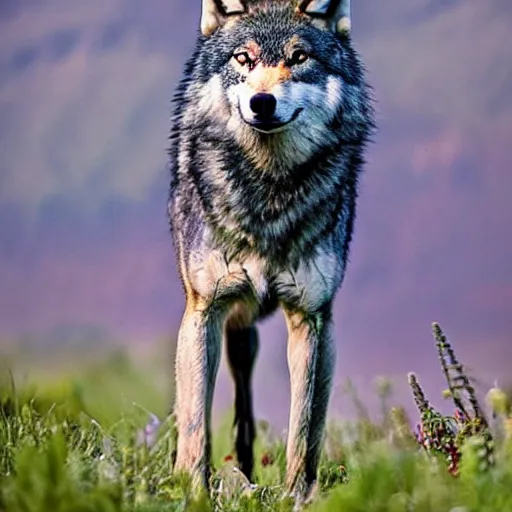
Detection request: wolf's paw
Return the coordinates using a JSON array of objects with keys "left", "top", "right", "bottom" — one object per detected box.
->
[{"left": 283, "top": 477, "right": 319, "bottom": 511}]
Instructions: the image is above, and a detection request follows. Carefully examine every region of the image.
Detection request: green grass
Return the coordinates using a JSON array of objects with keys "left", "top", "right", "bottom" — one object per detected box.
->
[{"left": 1, "top": 324, "right": 511, "bottom": 511}]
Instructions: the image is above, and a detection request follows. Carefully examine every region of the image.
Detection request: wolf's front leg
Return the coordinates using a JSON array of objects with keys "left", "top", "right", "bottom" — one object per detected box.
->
[
  {"left": 174, "top": 302, "right": 224, "bottom": 492},
  {"left": 283, "top": 305, "right": 335, "bottom": 506}
]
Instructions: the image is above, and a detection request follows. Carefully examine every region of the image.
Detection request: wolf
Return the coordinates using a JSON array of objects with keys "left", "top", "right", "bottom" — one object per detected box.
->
[{"left": 168, "top": 0, "right": 374, "bottom": 505}]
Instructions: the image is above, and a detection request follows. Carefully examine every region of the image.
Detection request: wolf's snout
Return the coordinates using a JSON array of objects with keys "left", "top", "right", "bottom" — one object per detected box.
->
[{"left": 249, "top": 93, "right": 277, "bottom": 119}]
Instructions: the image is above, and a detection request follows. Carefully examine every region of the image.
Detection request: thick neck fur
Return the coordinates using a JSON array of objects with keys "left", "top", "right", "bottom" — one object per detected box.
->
[{"left": 174, "top": 110, "right": 362, "bottom": 266}]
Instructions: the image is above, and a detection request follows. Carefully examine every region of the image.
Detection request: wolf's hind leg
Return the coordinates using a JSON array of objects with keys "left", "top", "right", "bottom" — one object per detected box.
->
[
  {"left": 226, "top": 324, "right": 259, "bottom": 480},
  {"left": 174, "top": 302, "right": 224, "bottom": 492}
]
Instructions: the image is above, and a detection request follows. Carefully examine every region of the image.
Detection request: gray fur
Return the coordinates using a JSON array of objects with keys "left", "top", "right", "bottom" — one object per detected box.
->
[{"left": 167, "top": 0, "right": 374, "bottom": 506}]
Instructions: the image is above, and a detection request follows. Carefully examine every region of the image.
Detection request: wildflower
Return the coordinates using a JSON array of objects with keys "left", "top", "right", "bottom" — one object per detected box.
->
[
  {"left": 409, "top": 323, "right": 494, "bottom": 477},
  {"left": 454, "top": 409, "right": 467, "bottom": 424},
  {"left": 136, "top": 413, "right": 161, "bottom": 448},
  {"left": 446, "top": 444, "right": 460, "bottom": 476},
  {"left": 261, "top": 452, "right": 273, "bottom": 466}
]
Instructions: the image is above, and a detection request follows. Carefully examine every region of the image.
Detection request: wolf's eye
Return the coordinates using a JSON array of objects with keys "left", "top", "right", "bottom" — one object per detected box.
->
[
  {"left": 233, "top": 52, "right": 252, "bottom": 67},
  {"left": 289, "top": 49, "right": 309, "bottom": 65}
]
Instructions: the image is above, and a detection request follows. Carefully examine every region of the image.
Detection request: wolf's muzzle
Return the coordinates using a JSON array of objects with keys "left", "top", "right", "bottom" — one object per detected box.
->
[
  {"left": 248, "top": 108, "right": 303, "bottom": 133},
  {"left": 250, "top": 93, "right": 277, "bottom": 120},
  {"left": 242, "top": 93, "right": 303, "bottom": 134}
]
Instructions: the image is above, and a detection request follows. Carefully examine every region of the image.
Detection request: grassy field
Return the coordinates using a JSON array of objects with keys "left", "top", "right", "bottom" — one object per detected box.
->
[{"left": 1, "top": 324, "right": 511, "bottom": 512}]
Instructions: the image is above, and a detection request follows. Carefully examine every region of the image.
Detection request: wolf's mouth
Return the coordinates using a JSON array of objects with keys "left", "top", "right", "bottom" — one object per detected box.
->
[{"left": 241, "top": 107, "right": 303, "bottom": 134}]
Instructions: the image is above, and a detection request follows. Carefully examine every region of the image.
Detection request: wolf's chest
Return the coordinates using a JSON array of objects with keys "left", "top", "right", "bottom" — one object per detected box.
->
[
  {"left": 188, "top": 235, "right": 344, "bottom": 314},
  {"left": 212, "top": 189, "right": 337, "bottom": 265}
]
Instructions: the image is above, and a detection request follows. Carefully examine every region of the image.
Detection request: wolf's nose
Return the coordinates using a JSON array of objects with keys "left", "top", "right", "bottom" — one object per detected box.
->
[{"left": 250, "top": 93, "right": 277, "bottom": 119}]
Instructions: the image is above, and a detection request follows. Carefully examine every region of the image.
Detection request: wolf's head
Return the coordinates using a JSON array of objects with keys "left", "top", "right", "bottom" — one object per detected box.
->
[{"left": 178, "top": 0, "right": 372, "bottom": 169}]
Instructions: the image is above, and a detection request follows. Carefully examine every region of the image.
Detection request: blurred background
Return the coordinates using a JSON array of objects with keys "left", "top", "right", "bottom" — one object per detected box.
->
[{"left": 0, "top": 0, "right": 511, "bottom": 429}]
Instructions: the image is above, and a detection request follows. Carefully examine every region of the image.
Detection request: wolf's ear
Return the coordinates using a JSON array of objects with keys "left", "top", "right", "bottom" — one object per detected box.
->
[
  {"left": 297, "top": 0, "right": 351, "bottom": 34},
  {"left": 201, "top": 0, "right": 245, "bottom": 37}
]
